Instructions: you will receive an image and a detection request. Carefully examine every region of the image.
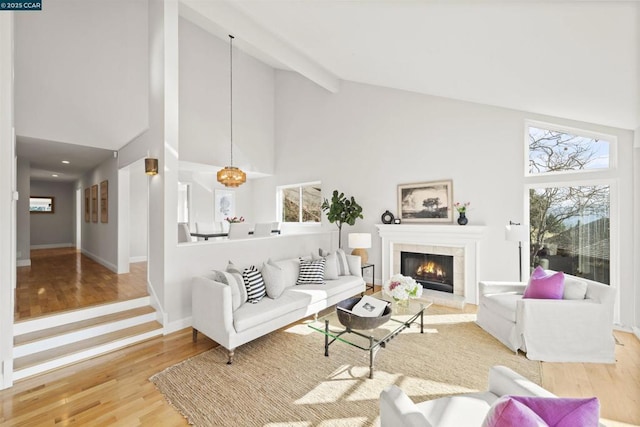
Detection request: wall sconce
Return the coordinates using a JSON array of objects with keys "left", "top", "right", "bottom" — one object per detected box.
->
[{"left": 145, "top": 158, "right": 158, "bottom": 176}]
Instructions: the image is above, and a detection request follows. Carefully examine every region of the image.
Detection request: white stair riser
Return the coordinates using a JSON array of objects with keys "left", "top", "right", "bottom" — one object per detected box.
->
[
  {"left": 14, "top": 297, "right": 151, "bottom": 335},
  {"left": 14, "top": 313, "right": 157, "bottom": 358},
  {"left": 13, "top": 329, "right": 163, "bottom": 381}
]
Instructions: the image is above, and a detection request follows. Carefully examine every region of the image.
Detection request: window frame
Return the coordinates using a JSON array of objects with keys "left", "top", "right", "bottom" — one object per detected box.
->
[
  {"left": 523, "top": 120, "right": 619, "bottom": 291},
  {"left": 276, "top": 181, "right": 322, "bottom": 225},
  {"left": 524, "top": 119, "right": 618, "bottom": 178}
]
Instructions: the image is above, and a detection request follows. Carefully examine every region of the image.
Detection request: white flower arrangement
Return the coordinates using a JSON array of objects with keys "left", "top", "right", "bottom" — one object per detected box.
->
[{"left": 383, "top": 274, "right": 423, "bottom": 301}]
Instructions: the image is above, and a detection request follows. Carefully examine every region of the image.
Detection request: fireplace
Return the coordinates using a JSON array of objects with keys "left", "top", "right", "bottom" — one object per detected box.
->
[{"left": 401, "top": 251, "right": 454, "bottom": 293}]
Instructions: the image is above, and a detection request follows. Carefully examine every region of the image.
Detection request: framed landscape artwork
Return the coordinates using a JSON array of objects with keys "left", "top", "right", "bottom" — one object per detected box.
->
[
  {"left": 214, "top": 190, "right": 235, "bottom": 222},
  {"left": 100, "top": 180, "right": 108, "bottom": 223},
  {"left": 397, "top": 180, "right": 453, "bottom": 223},
  {"left": 84, "top": 188, "right": 90, "bottom": 222},
  {"left": 91, "top": 185, "right": 98, "bottom": 223}
]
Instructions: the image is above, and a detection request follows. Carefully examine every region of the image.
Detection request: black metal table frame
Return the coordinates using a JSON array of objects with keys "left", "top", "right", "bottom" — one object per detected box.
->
[{"left": 322, "top": 308, "right": 424, "bottom": 379}]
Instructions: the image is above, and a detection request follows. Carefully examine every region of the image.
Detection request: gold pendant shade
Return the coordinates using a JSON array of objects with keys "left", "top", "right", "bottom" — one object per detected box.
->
[{"left": 217, "top": 166, "right": 246, "bottom": 187}]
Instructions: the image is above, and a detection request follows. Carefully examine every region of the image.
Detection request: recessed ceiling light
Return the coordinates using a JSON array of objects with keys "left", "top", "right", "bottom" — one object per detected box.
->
[
  {"left": 52, "top": 174, "right": 59, "bottom": 177},
  {"left": 61, "top": 160, "right": 70, "bottom": 164}
]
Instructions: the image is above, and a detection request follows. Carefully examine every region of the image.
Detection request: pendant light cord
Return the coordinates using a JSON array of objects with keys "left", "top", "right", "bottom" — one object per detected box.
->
[{"left": 229, "top": 34, "right": 234, "bottom": 167}]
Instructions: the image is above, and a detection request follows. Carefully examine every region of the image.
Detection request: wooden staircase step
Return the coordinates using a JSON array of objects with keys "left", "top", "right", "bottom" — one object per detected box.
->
[
  {"left": 14, "top": 306, "right": 156, "bottom": 346},
  {"left": 14, "top": 321, "right": 162, "bottom": 372}
]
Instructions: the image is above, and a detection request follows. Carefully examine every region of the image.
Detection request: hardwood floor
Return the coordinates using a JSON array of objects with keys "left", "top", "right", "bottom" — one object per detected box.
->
[
  {"left": 15, "top": 248, "right": 149, "bottom": 321},
  {"left": 0, "top": 329, "right": 216, "bottom": 426},
  {"left": 1, "top": 307, "right": 637, "bottom": 426}
]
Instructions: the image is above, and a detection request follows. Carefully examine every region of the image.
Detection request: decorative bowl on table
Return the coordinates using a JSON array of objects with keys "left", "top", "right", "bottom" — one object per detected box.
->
[{"left": 336, "top": 297, "right": 392, "bottom": 330}]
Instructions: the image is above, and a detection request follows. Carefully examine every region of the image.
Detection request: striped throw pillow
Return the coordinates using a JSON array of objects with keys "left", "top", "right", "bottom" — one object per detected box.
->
[
  {"left": 296, "top": 258, "right": 326, "bottom": 285},
  {"left": 242, "top": 266, "right": 267, "bottom": 303}
]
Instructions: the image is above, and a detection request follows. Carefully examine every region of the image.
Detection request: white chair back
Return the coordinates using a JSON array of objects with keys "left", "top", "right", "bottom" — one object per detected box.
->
[
  {"left": 228, "top": 222, "right": 252, "bottom": 240},
  {"left": 178, "top": 223, "right": 191, "bottom": 243},
  {"left": 253, "top": 222, "right": 273, "bottom": 237}
]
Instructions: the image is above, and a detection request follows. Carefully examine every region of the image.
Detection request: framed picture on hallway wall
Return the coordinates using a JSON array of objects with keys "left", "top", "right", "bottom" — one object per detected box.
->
[
  {"left": 214, "top": 190, "right": 235, "bottom": 223},
  {"left": 91, "top": 185, "right": 98, "bottom": 223},
  {"left": 100, "top": 180, "right": 108, "bottom": 223},
  {"left": 397, "top": 180, "right": 453, "bottom": 223},
  {"left": 84, "top": 188, "right": 90, "bottom": 222}
]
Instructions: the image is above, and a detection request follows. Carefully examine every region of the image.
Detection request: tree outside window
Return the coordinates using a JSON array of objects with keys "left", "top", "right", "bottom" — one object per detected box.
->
[
  {"left": 280, "top": 183, "right": 321, "bottom": 223},
  {"left": 527, "top": 124, "right": 612, "bottom": 284}
]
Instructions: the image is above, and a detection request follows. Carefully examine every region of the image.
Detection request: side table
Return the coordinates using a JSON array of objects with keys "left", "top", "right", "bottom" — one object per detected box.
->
[{"left": 361, "top": 263, "right": 375, "bottom": 292}]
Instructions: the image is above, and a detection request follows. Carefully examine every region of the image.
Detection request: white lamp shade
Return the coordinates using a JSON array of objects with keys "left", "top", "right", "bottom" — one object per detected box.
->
[
  {"left": 505, "top": 223, "right": 527, "bottom": 242},
  {"left": 348, "top": 233, "right": 372, "bottom": 249}
]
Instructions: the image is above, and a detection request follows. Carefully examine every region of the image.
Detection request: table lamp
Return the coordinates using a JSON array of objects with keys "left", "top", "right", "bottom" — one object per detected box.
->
[{"left": 348, "top": 233, "right": 372, "bottom": 265}]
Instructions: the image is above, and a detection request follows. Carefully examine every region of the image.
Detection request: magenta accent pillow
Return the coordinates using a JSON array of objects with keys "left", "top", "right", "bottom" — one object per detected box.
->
[
  {"left": 482, "top": 396, "right": 547, "bottom": 427},
  {"left": 523, "top": 266, "right": 565, "bottom": 299},
  {"left": 510, "top": 396, "right": 600, "bottom": 427}
]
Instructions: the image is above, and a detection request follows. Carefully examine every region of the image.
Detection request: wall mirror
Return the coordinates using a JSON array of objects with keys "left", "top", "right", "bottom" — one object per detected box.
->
[{"left": 29, "top": 196, "right": 55, "bottom": 213}]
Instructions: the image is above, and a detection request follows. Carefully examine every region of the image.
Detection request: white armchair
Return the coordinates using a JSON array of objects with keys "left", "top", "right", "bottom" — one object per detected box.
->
[
  {"left": 476, "top": 273, "right": 616, "bottom": 363},
  {"left": 380, "top": 365, "right": 555, "bottom": 427}
]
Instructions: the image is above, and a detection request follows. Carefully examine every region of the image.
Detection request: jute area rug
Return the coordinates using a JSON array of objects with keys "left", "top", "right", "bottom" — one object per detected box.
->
[{"left": 150, "top": 305, "right": 542, "bottom": 426}]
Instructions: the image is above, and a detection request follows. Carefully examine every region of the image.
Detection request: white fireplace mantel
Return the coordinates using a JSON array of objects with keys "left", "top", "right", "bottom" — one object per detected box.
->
[{"left": 376, "top": 224, "right": 487, "bottom": 303}]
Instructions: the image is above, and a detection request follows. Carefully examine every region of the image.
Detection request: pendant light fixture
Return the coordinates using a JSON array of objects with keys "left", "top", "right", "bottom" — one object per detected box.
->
[{"left": 217, "top": 34, "right": 247, "bottom": 188}]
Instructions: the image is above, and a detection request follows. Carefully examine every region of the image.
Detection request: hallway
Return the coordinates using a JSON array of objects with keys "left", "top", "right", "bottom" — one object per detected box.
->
[{"left": 15, "top": 248, "right": 148, "bottom": 321}]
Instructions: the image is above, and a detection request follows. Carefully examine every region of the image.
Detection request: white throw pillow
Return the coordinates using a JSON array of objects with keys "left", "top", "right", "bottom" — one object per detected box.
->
[
  {"left": 323, "top": 252, "right": 339, "bottom": 280},
  {"left": 271, "top": 258, "right": 300, "bottom": 288},
  {"left": 211, "top": 270, "right": 245, "bottom": 310},
  {"left": 335, "top": 248, "right": 351, "bottom": 276},
  {"left": 314, "top": 250, "right": 339, "bottom": 280},
  {"left": 563, "top": 277, "right": 588, "bottom": 300},
  {"left": 261, "top": 262, "right": 285, "bottom": 299},
  {"left": 227, "top": 261, "right": 248, "bottom": 302}
]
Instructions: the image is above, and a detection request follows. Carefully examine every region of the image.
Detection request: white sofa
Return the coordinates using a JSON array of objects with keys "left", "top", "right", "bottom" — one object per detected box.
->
[
  {"left": 192, "top": 254, "right": 365, "bottom": 363},
  {"left": 380, "top": 365, "right": 556, "bottom": 427},
  {"left": 476, "top": 273, "right": 616, "bottom": 363}
]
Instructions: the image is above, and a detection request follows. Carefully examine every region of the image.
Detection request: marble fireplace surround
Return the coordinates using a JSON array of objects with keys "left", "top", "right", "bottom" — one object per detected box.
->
[{"left": 376, "top": 224, "right": 486, "bottom": 304}]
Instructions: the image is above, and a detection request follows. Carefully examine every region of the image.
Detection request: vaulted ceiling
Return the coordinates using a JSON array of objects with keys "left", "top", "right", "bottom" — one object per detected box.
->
[{"left": 183, "top": 0, "right": 639, "bottom": 131}]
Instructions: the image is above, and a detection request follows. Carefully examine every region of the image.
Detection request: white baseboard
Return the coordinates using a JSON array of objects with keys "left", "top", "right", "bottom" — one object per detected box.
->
[
  {"left": 81, "top": 249, "right": 118, "bottom": 273},
  {"left": 633, "top": 327, "right": 640, "bottom": 342},
  {"left": 129, "top": 256, "right": 147, "bottom": 263},
  {"left": 31, "top": 243, "right": 73, "bottom": 250},
  {"left": 16, "top": 259, "right": 31, "bottom": 267},
  {"left": 164, "top": 316, "right": 192, "bottom": 335}
]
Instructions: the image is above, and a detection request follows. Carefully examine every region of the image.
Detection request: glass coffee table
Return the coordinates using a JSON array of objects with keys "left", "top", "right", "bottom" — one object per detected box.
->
[{"left": 308, "top": 292, "right": 430, "bottom": 379}]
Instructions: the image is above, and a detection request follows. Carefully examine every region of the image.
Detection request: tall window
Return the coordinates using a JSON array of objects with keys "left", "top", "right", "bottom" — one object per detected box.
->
[
  {"left": 277, "top": 182, "right": 322, "bottom": 223},
  {"left": 525, "top": 121, "right": 615, "bottom": 284}
]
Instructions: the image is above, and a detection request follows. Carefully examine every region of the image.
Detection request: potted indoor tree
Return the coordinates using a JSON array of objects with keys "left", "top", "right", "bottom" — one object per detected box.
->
[{"left": 321, "top": 190, "right": 364, "bottom": 248}]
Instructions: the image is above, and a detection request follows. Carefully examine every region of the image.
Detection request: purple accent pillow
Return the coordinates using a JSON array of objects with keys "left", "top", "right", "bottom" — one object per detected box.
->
[
  {"left": 482, "top": 396, "right": 547, "bottom": 427},
  {"left": 510, "top": 396, "right": 600, "bottom": 427},
  {"left": 523, "top": 266, "right": 565, "bottom": 299}
]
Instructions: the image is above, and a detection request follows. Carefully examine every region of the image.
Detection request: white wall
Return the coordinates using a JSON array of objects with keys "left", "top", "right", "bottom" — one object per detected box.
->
[
  {"left": 16, "top": 158, "right": 30, "bottom": 263},
  {"left": 77, "top": 157, "right": 119, "bottom": 272},
  {"left": 0, "top": 12, "right": 15, "bottom": 389},
  {"left": 271, "top": 71, "right": 637, "bottom": 328},
  {"left": 129, "top": 160, "right": 148, "bottom": 262},
  {"left": 178, "top": 170, "right": 256, "bottom": 228},
  {"left": 635, "top": 134, "right": 640, "bottom": 336},
  {"left": 178, "top": 17, "right": 275, "bottom": 175},
  {"left": 29, "top": 180, "right": 74, "bottom": 248},
  {"left": 118, "top": 0, "right": 168, "bottom": 312},
  {"left": 14, "top": 0, "right": 149, "bottom": 150}
]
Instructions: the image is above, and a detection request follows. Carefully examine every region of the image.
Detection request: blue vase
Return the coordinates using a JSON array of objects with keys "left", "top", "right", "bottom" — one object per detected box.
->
[{"left": 457, "top": 212, "right": 468, "bottom": 226}]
